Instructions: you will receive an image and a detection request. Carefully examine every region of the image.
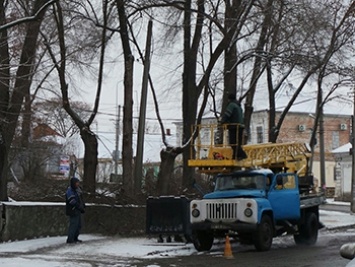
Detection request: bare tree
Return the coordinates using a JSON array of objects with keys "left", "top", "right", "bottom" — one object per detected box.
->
[
  {"left": 268, "top": 0, "right": 355, "bottom": 143},
  {"left": 45, "top": 0, "right": 110, "bottom": 194},
  {"left": 0, "top": 0, "right": 55, "bottom": 201}
]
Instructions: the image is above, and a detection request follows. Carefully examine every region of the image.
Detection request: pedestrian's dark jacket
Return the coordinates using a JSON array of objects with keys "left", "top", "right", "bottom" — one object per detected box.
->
[
  {"left": 220, "top": 100, "right": 244, "bottom": 127},
  {"left": 65, "top": 178, "right": 85, "bottom": 216}
]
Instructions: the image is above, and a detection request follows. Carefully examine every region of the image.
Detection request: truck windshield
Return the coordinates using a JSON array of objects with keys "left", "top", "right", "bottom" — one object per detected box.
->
[{"left": 215, "top": 174, "right": 266, "bottom": 191}]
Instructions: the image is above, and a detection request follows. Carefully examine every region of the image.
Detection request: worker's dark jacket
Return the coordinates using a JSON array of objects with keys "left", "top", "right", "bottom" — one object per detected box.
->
[
  {"left": 221, "top": 100, "right": 244, "bottom": 128},
  {"left": 65, "top": 185, "right": 85, "bottom": 216}
]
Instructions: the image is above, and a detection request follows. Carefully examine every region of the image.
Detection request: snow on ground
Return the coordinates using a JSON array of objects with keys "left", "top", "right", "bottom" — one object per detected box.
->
[
  {"left": 0, "top": 234, "right": 196, "bottom": 267},
  {"left": 0, "top": 208, "right": 354, "bottom": 266}
]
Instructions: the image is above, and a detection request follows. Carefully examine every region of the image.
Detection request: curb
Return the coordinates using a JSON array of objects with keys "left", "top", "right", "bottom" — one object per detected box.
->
[{"left": 323, "top": 223, "right": 355, "bottom": 231}]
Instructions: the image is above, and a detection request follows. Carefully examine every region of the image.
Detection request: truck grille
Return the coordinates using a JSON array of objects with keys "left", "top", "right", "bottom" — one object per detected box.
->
[{"left": 206, "top": 202, "right": 237, "bottom": 220}]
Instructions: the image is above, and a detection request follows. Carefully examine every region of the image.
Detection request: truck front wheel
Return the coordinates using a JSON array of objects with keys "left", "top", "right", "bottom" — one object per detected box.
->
[
  {"left": 192, "top": 230, "right": 214, "bottom": 252},
  {"left": 294, "top": 212, "right": 318, "bottom": 245},
  {"left": 253, "top": 215, "right": 273, "bottom": 251}
]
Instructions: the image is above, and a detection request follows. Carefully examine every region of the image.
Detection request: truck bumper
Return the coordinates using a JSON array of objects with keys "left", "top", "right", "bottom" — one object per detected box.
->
[{"left": 191, "top": 221, "right": 257, "bottom": 232}]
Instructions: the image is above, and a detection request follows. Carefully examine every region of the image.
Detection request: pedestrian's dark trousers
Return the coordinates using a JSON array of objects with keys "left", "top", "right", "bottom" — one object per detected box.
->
[
  {"left": 229, "top": 127, "right": 247, "bottom": 159},
  {"left": 67, "top": 213, "right": 82, "bottom": 243}
]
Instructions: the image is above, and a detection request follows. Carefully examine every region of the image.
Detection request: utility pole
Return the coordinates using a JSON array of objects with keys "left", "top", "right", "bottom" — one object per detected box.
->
[
  {"left": 115, "top": 105, "right": 121, "bottom": 176},
  {"left": 319, "top": 104, "right": 326, "bottom": 194},
  {"left": 134, "top": 20, "right": 153, "bottom": 192},
  {"left": 314, "top": 84, "right": 326, "bottom": 194},
  {"left": 351, "top": 87, "right": 355, "bottom": 213}
]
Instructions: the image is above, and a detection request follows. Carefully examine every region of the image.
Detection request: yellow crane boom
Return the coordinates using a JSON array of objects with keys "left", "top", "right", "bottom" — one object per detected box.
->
[{"left": 188, "top": 123, "right": 311, "bottom": 176}]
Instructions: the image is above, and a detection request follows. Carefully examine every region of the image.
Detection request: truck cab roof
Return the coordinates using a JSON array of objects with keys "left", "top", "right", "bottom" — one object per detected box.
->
[{"left": 215, "top": 168, "right": 274, "bottom": 177}]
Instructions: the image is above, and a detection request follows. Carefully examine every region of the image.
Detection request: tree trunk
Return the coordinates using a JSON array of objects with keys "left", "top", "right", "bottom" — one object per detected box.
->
[
  {"left": 80, "top": 128, "right": 98, "bottom": 194},
  {"left": 157, "top": 147, "right": 182, "bottom": 195},
  {"left": 0, "top": 0, "right": 9, "bottom": 114},
  {"left": 265, "top": 1, "right": 284, "bottom": 143},
  {"left": 266, "top": 65, "right": 277, "bottom": 142},
  {"left": 181, "top": 0, "right": 203, "bottom": 190},
  {"left": 222, "top": 0, "right": 238, "bottom": 112},
  {"left": 117, "top": 0, "right": 134, "bottom": 194},
  {"left": 0, "top": 0, "right": 10, "bottom": 201},
  {"left": 5, "top": 0, "right": 46, "bottom": 148}
]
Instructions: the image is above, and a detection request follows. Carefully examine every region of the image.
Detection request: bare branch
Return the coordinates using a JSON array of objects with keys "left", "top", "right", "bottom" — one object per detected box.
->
[
  {"left": 0, "top": 0, "right": 58, "bottom": 31},
  {"left": 87, "top": 0, "right": 108, "bottom": 125}
]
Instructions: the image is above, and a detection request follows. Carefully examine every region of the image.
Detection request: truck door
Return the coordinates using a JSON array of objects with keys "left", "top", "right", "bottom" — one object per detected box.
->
[{"left": 267, "top": 173, "right": 300, "bottom": 221}]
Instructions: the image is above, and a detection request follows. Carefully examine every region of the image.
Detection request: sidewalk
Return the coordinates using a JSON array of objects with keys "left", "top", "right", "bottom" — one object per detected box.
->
[
  {"left": 326, "top": 198, "right": 351, "bottom": 207},
  {"left": 320, "top": 198, "right": 355, "bottom": 230}
]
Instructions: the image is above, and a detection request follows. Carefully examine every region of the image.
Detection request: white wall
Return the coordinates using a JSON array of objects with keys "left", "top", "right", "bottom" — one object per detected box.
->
[{"left": 311, "top": 161, "right": 336, "bottom": 188}]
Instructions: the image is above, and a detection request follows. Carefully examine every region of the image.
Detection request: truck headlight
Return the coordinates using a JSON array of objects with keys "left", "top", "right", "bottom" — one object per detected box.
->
[
  {"left": 192, "top": 209, "right": 200, "bottom": 218},
  {"left": 244, "top": 208, "right": 253, "bottom": 217}
]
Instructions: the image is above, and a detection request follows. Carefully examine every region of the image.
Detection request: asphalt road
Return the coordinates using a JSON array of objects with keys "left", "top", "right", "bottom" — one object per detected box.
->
[
  {"left": 133, "top": 204, "right": 355, "bottom": 267},
  {"left": 133, "top": 229, "right": 355, "bottom": 267}
]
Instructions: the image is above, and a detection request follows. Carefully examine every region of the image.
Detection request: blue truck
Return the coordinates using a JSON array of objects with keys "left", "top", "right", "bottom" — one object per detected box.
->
[
  {"left": 189, "top": 168, "right": 325, "bottom": 251},
  {"left": 146, "top": 168, "right": 324, "bottom": 252}
]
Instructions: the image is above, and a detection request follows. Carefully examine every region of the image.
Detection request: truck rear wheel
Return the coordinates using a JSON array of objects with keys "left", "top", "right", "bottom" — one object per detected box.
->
[
  {"left": 294, "top": 212, "right": 318, "bottom": 245},
  {"left": 192, "top": 230, "right": 214, "bottom": 252},
  {"left": 253, "top": 215, "right": 273, "bottom": 251}
]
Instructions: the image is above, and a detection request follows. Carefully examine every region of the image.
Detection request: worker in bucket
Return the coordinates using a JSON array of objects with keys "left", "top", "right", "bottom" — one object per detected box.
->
[{"left": 220, "top": 93, "right": 247, "bottom": 160}]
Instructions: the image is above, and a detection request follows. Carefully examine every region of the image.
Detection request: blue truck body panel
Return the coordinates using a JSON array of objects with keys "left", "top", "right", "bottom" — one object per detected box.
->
[{"left": 254, "top": 198, "right": 273, "bottom": 223}]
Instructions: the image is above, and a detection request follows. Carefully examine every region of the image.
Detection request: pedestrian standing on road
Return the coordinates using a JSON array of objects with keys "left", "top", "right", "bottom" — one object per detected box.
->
[
  {"left": 65, "top": 177, "right": 85, "bottom": 244},
  {"left": 220, "top": 93, "right": 247, "bottom": 160}
]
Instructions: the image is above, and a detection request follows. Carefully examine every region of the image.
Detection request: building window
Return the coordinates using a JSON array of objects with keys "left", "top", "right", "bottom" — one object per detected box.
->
[
  {"left": 256, "top": 126, "right": 263, "bottom": 143},
  {"left": 332, "top": 131, "right": 339, "bottom": 149}
]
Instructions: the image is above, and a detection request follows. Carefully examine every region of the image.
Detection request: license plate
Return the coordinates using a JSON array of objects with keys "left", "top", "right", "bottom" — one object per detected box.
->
[{"left": 211, "top": 224, "right": 226, "bottom": 229}]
